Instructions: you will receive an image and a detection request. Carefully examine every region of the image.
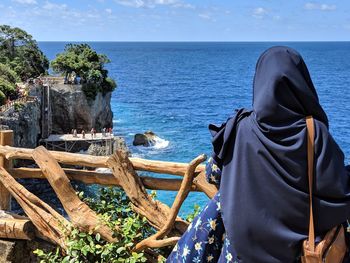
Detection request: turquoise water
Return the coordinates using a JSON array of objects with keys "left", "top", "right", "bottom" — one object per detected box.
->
[{"left": 39, "top": 42, "right": 350, "bottom": 215}]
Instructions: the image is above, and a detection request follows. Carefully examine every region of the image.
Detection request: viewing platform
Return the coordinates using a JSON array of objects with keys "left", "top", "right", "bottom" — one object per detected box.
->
[{"left": 42, "top": 133, "right": 114, "bottom": 152}]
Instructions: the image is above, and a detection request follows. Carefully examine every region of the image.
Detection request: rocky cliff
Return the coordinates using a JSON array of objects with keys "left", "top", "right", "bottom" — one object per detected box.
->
[
  {"left": 0, "top": 99, "right": 41, "bottom": 148},
  {"left": 0, "top": 81, "right": 113, "bottom": 147},
  {"left": 49, "top": 84, "right": 113, "bottom": 134}
]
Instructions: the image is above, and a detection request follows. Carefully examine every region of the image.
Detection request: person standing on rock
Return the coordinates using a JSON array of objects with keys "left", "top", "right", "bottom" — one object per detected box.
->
[
  {"left": 90, "top": 128, "right": 94, "bottom": 139},
  {"left": 73, "top": 129, "right": 77, "bottom": 138},
  {"left": 82, "top": 130, "right": 85, "bottom": 139}
]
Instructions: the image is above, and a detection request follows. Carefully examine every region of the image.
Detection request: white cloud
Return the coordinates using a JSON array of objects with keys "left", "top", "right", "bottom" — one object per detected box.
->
[
  {"left": 12, "top": 0, "right": 37, "bottom": 4},
  {"left": 105, "top": 8, "right": 112, "bottom": 14},
  {"left": 198, "top": 13, "right": 211, "bottom": 20},
  {"left": 114, "top": 0, "right": 192, "bottom": 9},
  {"left": 43, "top": 1, "right": 67, "bottom": 10},
  {"left": 304, "top": 3, "right": 336, "bottom": 11},
  {"left": 253, "top": 7, "right": 267, "bottom": 19}
]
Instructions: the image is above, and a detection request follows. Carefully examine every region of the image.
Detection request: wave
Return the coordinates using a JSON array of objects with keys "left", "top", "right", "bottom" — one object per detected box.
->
[
  {"left": 151, "top": 136, "right": 170, "bottom": 149},
  {"left": 113, "top": 119, "right": 122, "bottom": 124}
]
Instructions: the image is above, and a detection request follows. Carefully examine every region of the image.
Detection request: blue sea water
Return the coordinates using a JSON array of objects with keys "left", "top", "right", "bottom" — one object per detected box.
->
[{"left": 38, "top": 42, "right": 350, "bottom": 215}]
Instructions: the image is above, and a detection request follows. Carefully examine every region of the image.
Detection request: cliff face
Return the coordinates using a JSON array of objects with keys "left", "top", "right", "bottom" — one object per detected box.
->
[
  {"left": 49, "top": 84, "right": 113, "bottom": 134},
  {"left": 0, "top": 100, "right": 41, "bottom": 148},
  {"left": 0, "top": 81, "right": 113, "bottom": 147}
]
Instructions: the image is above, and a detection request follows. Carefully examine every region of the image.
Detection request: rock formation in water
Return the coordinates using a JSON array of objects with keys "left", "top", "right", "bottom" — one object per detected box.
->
[{"left": 133, "top": 131, "right": 158, "bottom": 147}]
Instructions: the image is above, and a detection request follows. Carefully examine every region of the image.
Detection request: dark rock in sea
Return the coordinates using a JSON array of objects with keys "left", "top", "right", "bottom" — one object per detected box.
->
[{"left": 133, "top": 131, "right": 157, "bottom": 147}]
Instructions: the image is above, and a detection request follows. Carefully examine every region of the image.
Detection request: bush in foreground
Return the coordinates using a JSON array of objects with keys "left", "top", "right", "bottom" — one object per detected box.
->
[
  {"left": 34, "top": 187, "right": 200, "bottom": 262},
  {"left": 34, "top": 188, "right": 158, "bottom": 262}
]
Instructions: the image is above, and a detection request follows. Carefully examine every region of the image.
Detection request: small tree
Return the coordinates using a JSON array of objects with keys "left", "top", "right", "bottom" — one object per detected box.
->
[
  {"left": 0, "top": 25, "right": 49, "bottom": 80},
  {"left": 51, "top": 44, "right": 116, "bottom": 99},
  {"left": 0, "top": 63, "right": 19, "bottom": 83}
]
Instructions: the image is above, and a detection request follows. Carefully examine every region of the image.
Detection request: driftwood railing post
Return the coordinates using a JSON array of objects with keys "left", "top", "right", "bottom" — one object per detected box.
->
[{"left": 0, "top": 130, "right": 13, "bottom": 210}]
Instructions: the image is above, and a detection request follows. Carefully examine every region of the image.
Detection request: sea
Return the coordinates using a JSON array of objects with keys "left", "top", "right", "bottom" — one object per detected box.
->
[{"left": 38, "top": 42, "right": 350, "bottom": 216}]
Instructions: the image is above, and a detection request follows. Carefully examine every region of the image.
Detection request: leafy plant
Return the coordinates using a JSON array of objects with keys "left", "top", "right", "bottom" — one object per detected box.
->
[
  {"left": 0, "top": 25, "right": 49, "bottom": 80},
  {"left": 51, "top": 44, "right": 116, "bottom": 100},
  {"left": 0, "top": 63, "right": 19, "bottom": 83},
  {"left": 185, "top": 204, "right": 201, "bottom": 223},
  {"left": 13, "top": 101, "right": 24, "bottom": 111},
  {"left": 34, "top": 187, "right": 154, "bottom": 263},
  {"left": 0, "top": 77, "right": 16, "bottom": 99},
  {"left": 0, "top": 90, "right": 6, "bottom": 105}
]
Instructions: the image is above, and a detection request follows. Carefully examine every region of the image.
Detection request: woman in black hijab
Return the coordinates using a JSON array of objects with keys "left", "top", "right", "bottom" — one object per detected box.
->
[{"left": 167, "top": 46, "right": 350, "bottom": 262}]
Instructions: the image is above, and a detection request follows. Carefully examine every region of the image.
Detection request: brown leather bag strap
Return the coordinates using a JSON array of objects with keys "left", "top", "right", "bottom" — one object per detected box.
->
[{"left": 306, "top": 116, "right": 315, "bottom": 252}]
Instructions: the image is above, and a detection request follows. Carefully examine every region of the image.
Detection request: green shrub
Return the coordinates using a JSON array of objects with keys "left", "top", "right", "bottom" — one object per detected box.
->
[
  {"left": 0, "top": 25, "right": 49, "bottom": 80},
  {"left": 185, "top": 204, "right": 201, "bottom": 223},
  {"left": 51, "top": 43, "right": 116, "bottom": 100},
  {"left": 33, "top": 187, "right": 157, "bottom": 263},
  {"left": 13, "top": 101, "right": 24, "bottom": 111},
  {"left": 0, "top": 90, "right": 5, "bottom": 105},
  {"left": 0, "top": 77, "right": 16, "bottom": 97},
  {"left": 0, "top": 63, "right": 20, "bottom": 83}
]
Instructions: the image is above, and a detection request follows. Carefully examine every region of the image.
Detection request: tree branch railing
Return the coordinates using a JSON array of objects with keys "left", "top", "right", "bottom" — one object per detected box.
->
[{"left": 0, "top": 130, "right": 217, "bottom": 256}]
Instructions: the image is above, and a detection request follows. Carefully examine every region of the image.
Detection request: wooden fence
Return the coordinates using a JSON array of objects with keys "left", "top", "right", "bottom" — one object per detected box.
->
[{"left": 0, "top": 130, "right": 217, "bottom": 260}]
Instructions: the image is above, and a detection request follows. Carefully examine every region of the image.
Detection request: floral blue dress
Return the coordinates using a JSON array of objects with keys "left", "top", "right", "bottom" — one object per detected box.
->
[
  {"left": 166, "top": 157, "right": 240, "bottom": 262},
  {"left": 166, "top": 158, "right": 350, "bottom": 263}
]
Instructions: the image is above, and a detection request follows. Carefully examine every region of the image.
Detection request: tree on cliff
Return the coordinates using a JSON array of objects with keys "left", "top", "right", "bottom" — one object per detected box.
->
[
  {"left": 0, "top": 63, "right": 20, "bottom": 105},
  {"left": 0, "top": 25, "right": 49, "bottom": 80},
  {"left": 51, "top": 44, "right": 116, "bottom": 100}
]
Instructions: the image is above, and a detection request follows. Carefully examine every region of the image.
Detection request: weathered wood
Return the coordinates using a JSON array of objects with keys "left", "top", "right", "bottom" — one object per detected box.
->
[
  {"left": 9, "top": 167, "right": 200, "bottom": 191},
  {"left": 0, "top": 131, "right": 13, "bottom": 210},
  {"left": 0, "top": 145, "right": 217, "bottom": 198},
  {"left": 135, "top": 155, "right": 206, "bottom": 251},
  {"left": 32, "top": 146, "right": 116, "bottom": 243},
  {"left": 0, "top": 218, "right": 35, "bottom": 240},
  {"left": 107, "top": 151, "right": 190, "bottom": 234},
  {"left": 0, "top": 167, "right": 70, "bottom": 248}
]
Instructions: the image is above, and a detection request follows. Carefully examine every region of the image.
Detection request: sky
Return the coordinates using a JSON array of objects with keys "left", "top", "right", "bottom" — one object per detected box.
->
[{"left": 0, "top": 0, "right": 349, "bottom": 41}]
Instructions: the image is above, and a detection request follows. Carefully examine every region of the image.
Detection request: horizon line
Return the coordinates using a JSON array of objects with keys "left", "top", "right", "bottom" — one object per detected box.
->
[{"left": 37, "top": 40, "right": 350, "bottom": 43}]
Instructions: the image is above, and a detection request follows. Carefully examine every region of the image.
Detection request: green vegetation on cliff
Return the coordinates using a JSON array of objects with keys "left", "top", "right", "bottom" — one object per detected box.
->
[
  {"left": 0, "top": 63, "right": 20, "bottom": 104},
  {"left": 0, "top": 25, "right": 49, "bottom": 80},
  {"left": 51, "top": 44, "right": 116, "bottom": 100}
]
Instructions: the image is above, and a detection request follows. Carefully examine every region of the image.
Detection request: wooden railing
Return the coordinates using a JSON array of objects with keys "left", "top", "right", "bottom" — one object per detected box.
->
[
  {"left": 0, "top": 96, "right": 37, "bottom": 113},
  {"left": 0, "top": 130, "right": 217, "bottom": 259}
]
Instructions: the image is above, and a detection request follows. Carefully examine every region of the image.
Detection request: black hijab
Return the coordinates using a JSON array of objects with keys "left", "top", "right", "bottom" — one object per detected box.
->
[{"left": 209, "top": 46, "right": 350, "bottom": 262}]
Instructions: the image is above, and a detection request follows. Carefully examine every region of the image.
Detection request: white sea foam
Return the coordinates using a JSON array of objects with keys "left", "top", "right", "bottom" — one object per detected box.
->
[
  {"left": 113, "top": 119, "right": 122, "bottom": 124},
  {"left": 151, "top": 136, "right": 170, "bottom": 149},
  {"left": 95, "top": 168, "right": 112, "bottom": 173}
]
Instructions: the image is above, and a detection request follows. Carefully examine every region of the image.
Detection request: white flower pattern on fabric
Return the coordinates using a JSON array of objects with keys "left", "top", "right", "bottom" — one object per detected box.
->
[
  {"left": 208, "top": 218, "right": 217, "bottom": 230},
  {"left": 166, "top": 192, "right": 239, "bottom": 263},
  {"left": 183, "top": 245, "right": 190, "bottom": 258},
  {"left": 226, "top": 252, "right": 233, "bottom": 262},
  {"left": 194, "top": 218, "right": 202, "bottom": 230},
  {"left": 195, "top": 242, "right": 202, "bottom": 251},
  {"left": 205, "top": 157, "right": 222, "bottom": 186},
  {"left": 207, "top": 254, "right": 214, "bottom": 262}
]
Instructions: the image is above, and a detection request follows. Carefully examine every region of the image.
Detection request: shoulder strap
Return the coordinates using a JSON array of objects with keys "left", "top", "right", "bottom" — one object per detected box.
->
[{"left": 306, "top": 116, "right": 315, "bottom": 251}]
